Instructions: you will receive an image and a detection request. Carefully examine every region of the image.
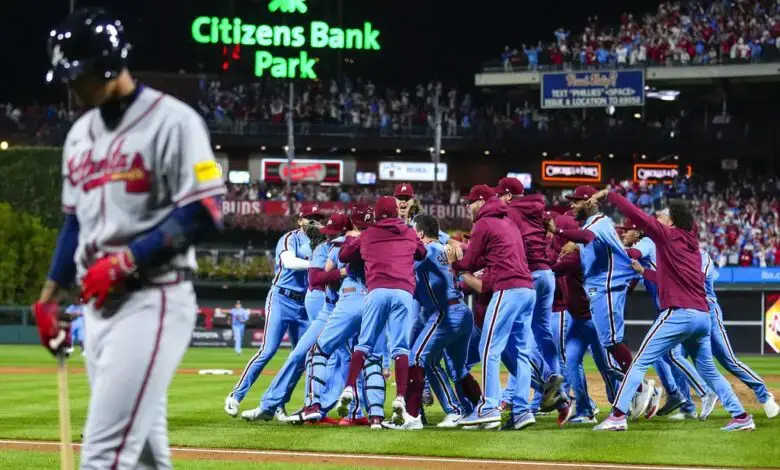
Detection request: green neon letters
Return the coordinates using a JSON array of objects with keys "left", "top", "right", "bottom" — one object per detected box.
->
[
  {"left": 191, "top": 17, "right": 381, "bottom": 50},
  {"left": 191, "top": 16, "right": 381, "bottom": 79},
  {"left": 268, "top": 0, "right": 308, "bottom": 14}
]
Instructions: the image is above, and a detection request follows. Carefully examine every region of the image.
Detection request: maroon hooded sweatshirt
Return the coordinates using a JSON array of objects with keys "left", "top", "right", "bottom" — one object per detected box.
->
[
  {"left": 505, "top": 194, "right": 551, "bottom": 271},
  {"left": 607, "top": 192, "right": 708, "bottom": 312},
  {"left": 453, "top": 198, "right": 533, "bottom": 292},
  {"left": 340, "top": 218, "right": 426, "bottom": 295},
  {"left": 551, "top": 251, "right": 591, "bottom": 320}
]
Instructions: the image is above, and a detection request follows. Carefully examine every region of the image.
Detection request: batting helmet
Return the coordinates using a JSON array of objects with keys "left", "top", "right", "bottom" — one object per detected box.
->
[
  {"left": 351, "top": 204, "right": 374, "bottom": 230},
  {"left": 46, "top": 8, "right": 131, "bottom": 84}
]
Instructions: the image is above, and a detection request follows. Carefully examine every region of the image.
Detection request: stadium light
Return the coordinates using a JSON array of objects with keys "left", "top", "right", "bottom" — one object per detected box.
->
[
  {"left": 608, "top": 153, "right": 614, "bottom": 158},
  {"left": 306, "top": 146, "right": 312, "bottom": 151},
  {"left": 633, "top": 113, "right": 641, "bottom": 119},
  {"left": 484, "top": 150, "right": 491, "bottom": 156},
  {"left": 215, "top": 144, "right": 221, "bottom": 150},
  {"left": 641, "top": 154, "right": 647, "bottom": 160},
  {"left": 542, "top": 152, "right": 548, "bottom": 157},
  {"left": 0, "top": 141, "right": 8, "bottom": 151},
  {"left": 674, "top": 155, "right": 679, "bottom": 160},
  {"left": 395, "top": 148, "right": 401, "bottom": 154},
  {"left": 351, "top": 147, "right": 356, "bottom": 152},
  {"left": 576, "top": 152, "right": 581, "bottom": 157},
  {"left": 440, "top": 149, "right": 446, "bottom": 155},
  {"left": 261, "top": 145, "right": 267, "bottom": 151},
  {"left": 284, "top": 145, "right": 289, "bottom": 151}
]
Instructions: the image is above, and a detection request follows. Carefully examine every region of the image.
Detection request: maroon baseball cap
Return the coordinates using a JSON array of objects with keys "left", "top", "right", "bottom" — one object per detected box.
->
[
  {"left": 351, "top": 204, "right": 375, "bottom": 229},
  {"left": 565, "top": 186, "right": 598, "bottom": 201},
  {"left": 617, "top": 219, "right": 640, "bottom": 232},
  {"left": 393, "top": 183, "right": 415, "bottom": 198},
  {"left": 299, "top": 203, "right": 324, "bottom": 219},
  {"left": 375, "top": 196, "right": 399, "bottom": 220},
  {"left": 464, "top": 185, "right": 497, "bottom": 204},
  {"left": 321, "top": 213, "right": 352, "bottom": 236},
  {"left": 494, "top": 177, "right": 524, "bottom": 196}
]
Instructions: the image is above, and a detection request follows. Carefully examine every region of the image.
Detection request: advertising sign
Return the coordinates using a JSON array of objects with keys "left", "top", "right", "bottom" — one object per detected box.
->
[
  {"left": 190, "top": 328, "right": 233, "bottom": 347},
  {"left": 541, "top": 70, "right": 644, "bottom": 109},
  {"left": 379, "top": 162, "right": 448, "bottom": 182},
  {"left": 541, "top": 161, "right": 601, "bottom": 184},
  {"left": 506, "top": 172, "right": 533, "bottom": 189},
  {"left": 633, "top": 164, "right": 693, "bottom": 182},
  {"left": 190, "top": 0, "right": 382, "bottom": 79},
  {"left": 765, "top": 293, "right": 780, "bottom": 354},
  {"left": 261, "top": 158, "right": 343, "bottom": 183}
]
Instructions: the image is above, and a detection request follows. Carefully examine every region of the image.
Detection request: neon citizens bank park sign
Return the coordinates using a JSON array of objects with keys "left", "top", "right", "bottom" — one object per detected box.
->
[{"left": 191, "top": 0, "right": 381, "bottom": 79}]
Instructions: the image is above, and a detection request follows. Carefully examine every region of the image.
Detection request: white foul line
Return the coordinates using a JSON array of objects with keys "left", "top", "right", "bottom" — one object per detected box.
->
[{"left": 0, "top": 439, "right": 733, "bottom": 470}]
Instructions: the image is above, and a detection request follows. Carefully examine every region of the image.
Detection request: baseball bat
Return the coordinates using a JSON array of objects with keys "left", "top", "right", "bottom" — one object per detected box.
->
[{"left": 57, "top": 353, "right": 74, "bottom": 470}]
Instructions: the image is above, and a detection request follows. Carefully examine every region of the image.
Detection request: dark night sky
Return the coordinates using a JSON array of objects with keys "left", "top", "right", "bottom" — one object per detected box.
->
[{"left": 5, "top": 0, "right": 659, "bottom": 103}]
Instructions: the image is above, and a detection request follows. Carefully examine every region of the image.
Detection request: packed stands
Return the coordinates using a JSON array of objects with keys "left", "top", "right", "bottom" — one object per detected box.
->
[{"left": 497, "top": 0, "right": 780, "bottom": 71}]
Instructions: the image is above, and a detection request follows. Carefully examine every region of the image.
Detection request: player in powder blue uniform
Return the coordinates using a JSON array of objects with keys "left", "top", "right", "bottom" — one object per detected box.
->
[
  {"left": 224, "top": 205, "right": 323, "bottom": 417},
  {"left": 230, "top": 301, "right": 250, "bottom": 355},
  {"left": 238, "top": 214, "right": 351, "bottom": 422},
  {"left": 556, "top": 186, "right": 644, "bottom": 396},
  {"left": 386, "top": 215, "right": 478, "bottom": 429},
  {"left": 302, "top": 206, "right": 387, "bottom": 428},
  {"left": 621, "top": 218, "right": 714, "bottom": 420}
]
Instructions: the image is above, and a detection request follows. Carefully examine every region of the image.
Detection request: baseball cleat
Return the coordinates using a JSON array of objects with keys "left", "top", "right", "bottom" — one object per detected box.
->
[
  {"left": 645, "top": 386, "right": 664, "bottom": 420},
  {"left": 338, "top": 417, "right": 370, "bottom": 426},
  {"left": 699, "top": 392, "right": 718, "bottom": 421},
  {"left": 629, "top": 379, "right": 654, "bottom": 420},
  {"left": 557, "top": 400, "right": 575, "bottom": 428},
  {"left": 275, "top": 407, "right": 288, "bottom": 421},
  {"left": 459, "top": 408, "right": 502, "bottom": 426},
  {"left": 539, "top": 393, "right": 566, "bottom": 413},
  {"left": 763, "top": 394, "right": 779, "bottom": 419},
  {"left": 224, "top": 395, "right": 239, "bottom": 418},
  {"left": 721, "top": 415, "right": 755, "bottom": 431},
  {"left": 541, "top": 375, "right": 564, "bottom": 409},
  {"left": 593, "top": 414, "right": 627, "bottom": 431},
  {"left": 336, "top": 386, "right": 355, "bottom": 418},
  {"left": 369, "top": 417, "right": 384, "bottom": 430},
  {"left": 437, "top": 413, "right": 462, "bottom": 428},
  {"left": 391, "top": 395, "right": 408, "bottom": 425},
  {"left": 301, "top": 404, "right": 323, "bottom": 422},
  {"left": 569, "top": 415, "right": 598, "bottom": 424},
  {"left": 656, "top": 392, "right": 687, "bottom": 417},
  {"left": 500, "top": 411, "right": 536, "bottom": 431},
  {"left": 382, "top": 411, "right": 423, "bottom": 430},
  {"left": 464, "top": 422, "right": 501, "bottom": 430},
  {"left": 668, "top": 410, "right": 698, "bottom": 420},
  {"left": 240, "top": 407, "right": 274, "bottom": 421}
]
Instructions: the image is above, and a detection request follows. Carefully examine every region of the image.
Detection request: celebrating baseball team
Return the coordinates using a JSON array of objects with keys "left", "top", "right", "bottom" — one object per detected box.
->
[
  {"left": 223, "top": 179, "right": 779, "bottom": 432},
  {"left": 29, "top": 6, "right": 779, "bottom": 470}
]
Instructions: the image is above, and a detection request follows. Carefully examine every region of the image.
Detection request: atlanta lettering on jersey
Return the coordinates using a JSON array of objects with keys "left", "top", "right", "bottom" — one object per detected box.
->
[{"left": 67, "top": 137, "right": 151, "bottom": 193}]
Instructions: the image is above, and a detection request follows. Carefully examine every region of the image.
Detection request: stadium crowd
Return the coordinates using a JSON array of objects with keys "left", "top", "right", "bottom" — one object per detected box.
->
[
  {"left": 219, "top": 174, "right": 780, "bottom": 270},
  {"left": 500, "top": 0, "right": 780, "bottom": 71}
]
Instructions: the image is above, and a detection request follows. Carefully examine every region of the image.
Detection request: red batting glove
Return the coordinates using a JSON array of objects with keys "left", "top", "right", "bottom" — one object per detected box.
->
[
  {"left": 33, "top": 302, "right": 71, "bottom": 357},
  {"left": 81, "top": 251, "right": 136, "bottom": 308}
]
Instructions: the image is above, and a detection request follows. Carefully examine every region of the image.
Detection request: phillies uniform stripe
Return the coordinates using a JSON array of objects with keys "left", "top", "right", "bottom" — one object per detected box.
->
[
  {"left": 232, "top": 292, "right": 274, "bottom": 393},
  {"left": 477, "top": 290, "right": 504, "bottom": 415},
  {"left": 613, "top": 308, "right": 673, "bottom": 406},
  {"left": 606, "top": 246, "right": 617, "bottom": 345},
  {"left": 713, "top": 304, "right": 764, "bottom": 384},
  {"left": 557, "top": 310, "right": 566, "bottom": 363},
  {"left": 667, "top": 350, "right": 707, "bottom": 396},
  {"left": 111, "top": 288, "right": 167, "bottom": 470},
  {"left": 431, "top": 362, "right": 460, "bottom": 414},
  {"left": 272, "top": 232, "right": 295, "bottom": 286}
]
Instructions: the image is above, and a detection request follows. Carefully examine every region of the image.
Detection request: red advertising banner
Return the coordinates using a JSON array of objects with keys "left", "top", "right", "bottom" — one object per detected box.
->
[
  {"left": 261, "top": 158, "right": 343, "bottom": 183},
  {"left": 221, "top": 200, "right": 473, "bottom": 220},
  {"left": 765, "top": 293, "right": 780, "bottom": 354},
  {"left": 541, "top": 161, "right": 602, "bottom": 184}
]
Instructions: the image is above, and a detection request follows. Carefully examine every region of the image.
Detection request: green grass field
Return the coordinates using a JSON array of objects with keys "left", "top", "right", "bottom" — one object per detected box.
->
[{"left": 1, "top": 345, "right": 778, "bottom": 469}]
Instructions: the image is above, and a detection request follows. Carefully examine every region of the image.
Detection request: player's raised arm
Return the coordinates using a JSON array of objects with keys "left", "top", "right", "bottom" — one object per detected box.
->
[
  {"left": 338, "top": 235, "right": 361, "bottom": 263},
  {"left": 599, "top": 190, "right": 669, "bottom": 243}
]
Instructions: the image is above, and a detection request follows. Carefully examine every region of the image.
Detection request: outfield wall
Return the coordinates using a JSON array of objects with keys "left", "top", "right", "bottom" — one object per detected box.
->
[{"left": 1, "top": 288, "right": 778, "bottom": 355}]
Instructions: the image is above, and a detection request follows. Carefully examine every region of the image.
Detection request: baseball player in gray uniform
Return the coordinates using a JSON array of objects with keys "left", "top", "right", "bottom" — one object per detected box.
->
[{"left": 33, "top": 9, "right": 225, "bottom": 470}]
